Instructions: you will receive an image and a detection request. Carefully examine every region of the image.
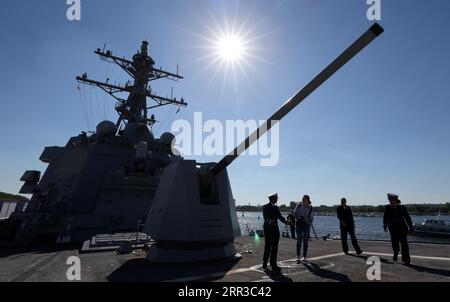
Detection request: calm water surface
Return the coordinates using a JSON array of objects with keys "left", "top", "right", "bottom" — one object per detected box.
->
[{"left": 238, "top": 211, "right": 450, "bottom": 244}]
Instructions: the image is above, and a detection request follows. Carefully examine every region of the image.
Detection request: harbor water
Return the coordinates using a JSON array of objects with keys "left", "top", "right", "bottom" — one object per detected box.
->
[{"left": 238, "top": 211, "right": 450, "bottom": 244}]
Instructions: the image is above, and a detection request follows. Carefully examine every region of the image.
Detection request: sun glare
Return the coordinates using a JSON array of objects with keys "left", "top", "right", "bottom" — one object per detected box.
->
[
  {"left": 185, "top": 10, "right": 270, "bottom": 83},
  {"left": 216, "top": 35, "right": 245, "bottom": 62}
]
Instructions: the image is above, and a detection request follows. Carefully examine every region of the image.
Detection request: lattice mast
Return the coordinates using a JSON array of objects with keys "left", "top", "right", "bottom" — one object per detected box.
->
[{"left": 76, "top": 41, "right": 187, "bottom": 131}]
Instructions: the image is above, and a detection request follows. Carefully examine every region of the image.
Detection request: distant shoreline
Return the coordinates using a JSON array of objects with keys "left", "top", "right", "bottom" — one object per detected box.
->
[
  {"left": 236, "top": 203, "right": 450, "bottom": 216},
  {"left": 236, "top": 210, "right": 449, "bottom": 217}
]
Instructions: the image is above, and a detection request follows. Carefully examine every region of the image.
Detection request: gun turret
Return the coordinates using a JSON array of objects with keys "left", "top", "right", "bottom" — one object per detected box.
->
[
  {"left": 211, "top": 23, "right": 384, "bottom": 175},
  {"left": 144, "top": 24, "right": 384, "bottom": 263}
]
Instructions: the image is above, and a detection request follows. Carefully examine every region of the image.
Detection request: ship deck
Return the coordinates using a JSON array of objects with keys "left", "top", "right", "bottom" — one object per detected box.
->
[{"left": 1, "top": 236, "right": 450, "bottom": 282}]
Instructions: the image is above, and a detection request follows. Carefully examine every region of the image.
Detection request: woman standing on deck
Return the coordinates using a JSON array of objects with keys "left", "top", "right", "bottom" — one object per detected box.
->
[{"left": 294, "top": 195, "right": 314, "bottom": 263}]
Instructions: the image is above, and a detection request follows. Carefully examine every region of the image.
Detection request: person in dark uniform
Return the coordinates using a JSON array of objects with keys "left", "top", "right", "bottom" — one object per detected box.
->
[
  {"left": 337, "top": 198, "right": 363, "bottom": 255},
  {"left": 383, "top": 193, "right": 414, "bottom": 265},
  {"left": 262, "top": 193, "right": 289, "bottom": 272},
  {"left": 286, "top": 211, "right": 296, "bottom": 239}
]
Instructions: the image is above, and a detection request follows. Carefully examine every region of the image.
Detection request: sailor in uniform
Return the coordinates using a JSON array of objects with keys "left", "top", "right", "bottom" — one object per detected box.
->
[
  {"left": 337, "top": 197, "right": 363, "bottom": 255},
  {"left": 383, "top": 193, "right": 414, "bottom": 265},
  {"left": 262, "top": 193, "right": 289, "bottom": 272}
]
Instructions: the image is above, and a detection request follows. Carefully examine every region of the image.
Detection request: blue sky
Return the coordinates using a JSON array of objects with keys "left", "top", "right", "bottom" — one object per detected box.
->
[{"left": 0, "top": 0, "right": 449, "bottom": 206}]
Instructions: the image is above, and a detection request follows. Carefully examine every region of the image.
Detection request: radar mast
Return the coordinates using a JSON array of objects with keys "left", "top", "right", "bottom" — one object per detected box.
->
[{"left": 76, "top": 41, "right": 188, "bottom": 131}]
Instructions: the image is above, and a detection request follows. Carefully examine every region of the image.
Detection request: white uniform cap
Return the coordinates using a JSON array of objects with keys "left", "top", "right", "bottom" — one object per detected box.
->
[{"left": 268, "top": 193, "right": 278, "bottom": 199}]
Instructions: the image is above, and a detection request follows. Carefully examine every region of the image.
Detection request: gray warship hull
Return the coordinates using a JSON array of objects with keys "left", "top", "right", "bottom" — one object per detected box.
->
[{"left": 5, "top": 124, "right": 168, "bottom": 245}]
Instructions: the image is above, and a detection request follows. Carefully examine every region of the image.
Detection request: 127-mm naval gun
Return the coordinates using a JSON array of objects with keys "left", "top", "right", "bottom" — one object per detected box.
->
[{"left": 143, "top": 23, "right": 384, "bottom": 263}]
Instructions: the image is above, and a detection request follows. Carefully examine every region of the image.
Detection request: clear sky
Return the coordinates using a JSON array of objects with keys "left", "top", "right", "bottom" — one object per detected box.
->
[{"left": 0, "top": 0, "right": 449, "bottom": 206}]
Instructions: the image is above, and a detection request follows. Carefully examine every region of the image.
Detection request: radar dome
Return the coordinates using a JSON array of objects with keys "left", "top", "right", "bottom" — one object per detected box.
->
[
  {"left": 123, "top": 122, "right": 155, "bottom": 145},
  {"left": 160, "top": 132, "right": 176, "bottom": 146},
  {"left": 96, "top": 121, "right": 117, "bottom": 137}
]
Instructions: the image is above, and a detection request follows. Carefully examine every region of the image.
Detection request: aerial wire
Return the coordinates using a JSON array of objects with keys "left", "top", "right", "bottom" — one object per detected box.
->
[
  {"left": 83, "top": 85, "right": 91, "bottom": 130},
  {"left": 89, "top": 86, "right": 94, "bottom": 130},
  {"left": 77, "top": 85, "right": 89, "bottom": 130}
]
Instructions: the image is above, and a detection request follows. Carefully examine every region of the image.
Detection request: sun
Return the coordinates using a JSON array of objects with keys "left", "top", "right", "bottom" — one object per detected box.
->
[
  {"left": 215, "top": 34, "right": 245, "bottom": 63},
  {"left": 183, "top": 10, "right": 271, "bottom": 83}
]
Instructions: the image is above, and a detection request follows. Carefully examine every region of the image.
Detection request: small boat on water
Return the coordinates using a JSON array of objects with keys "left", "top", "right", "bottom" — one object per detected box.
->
[{"left": 414, "top": 216, "right": 450, "bottom": 237}]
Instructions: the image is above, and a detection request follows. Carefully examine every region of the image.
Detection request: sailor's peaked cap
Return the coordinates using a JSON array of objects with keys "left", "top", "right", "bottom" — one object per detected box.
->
[{"left": 387, "top": 193, "right": 399, "bottom": 199}]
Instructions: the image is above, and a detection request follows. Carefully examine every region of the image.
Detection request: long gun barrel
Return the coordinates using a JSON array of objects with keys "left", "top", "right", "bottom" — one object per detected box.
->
[{"left": 211, "top": 23, "right": 384, "bottom": 175}]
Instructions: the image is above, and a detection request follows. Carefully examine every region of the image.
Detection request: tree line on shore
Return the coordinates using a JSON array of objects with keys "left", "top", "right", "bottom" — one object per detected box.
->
[
  {"left": 2, "top": 190, "right": 449, "bottom": 216},
  {"left": 237, "top": 203, "right": 450, "bottom": 216},
  {"left": 0, "top": 191, "right": 29, "bottom": 202}
]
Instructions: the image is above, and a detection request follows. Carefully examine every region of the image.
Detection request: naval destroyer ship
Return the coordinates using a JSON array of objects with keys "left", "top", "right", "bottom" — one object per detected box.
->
[{"left": 0, "top": 41, "right": 188, "bottom": 246}]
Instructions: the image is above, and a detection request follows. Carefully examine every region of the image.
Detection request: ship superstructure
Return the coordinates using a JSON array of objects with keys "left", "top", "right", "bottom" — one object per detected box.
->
[{"left": 2, "top": 41, "right": 187, "bottom": 245}]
